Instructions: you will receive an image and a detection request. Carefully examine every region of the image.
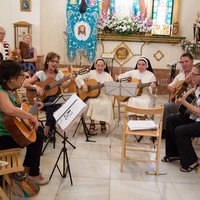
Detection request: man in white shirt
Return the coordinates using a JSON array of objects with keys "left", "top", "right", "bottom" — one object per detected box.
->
[{"left": 162, "top": 53, "right": 194, "bottom": 138}]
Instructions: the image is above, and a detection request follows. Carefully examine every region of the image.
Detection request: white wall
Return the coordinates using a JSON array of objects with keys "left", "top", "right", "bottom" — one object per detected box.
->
[
  {"left": 0, "top": 0, "right": 200, "bottom": 67},
  {"left": 0, "top": 0, "right": 41, "bottom": 53}
]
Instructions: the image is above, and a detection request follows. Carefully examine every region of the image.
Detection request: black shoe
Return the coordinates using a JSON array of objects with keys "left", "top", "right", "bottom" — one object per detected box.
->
[{"left": 161, "top": 130, "right": 166, "bottom": 139}]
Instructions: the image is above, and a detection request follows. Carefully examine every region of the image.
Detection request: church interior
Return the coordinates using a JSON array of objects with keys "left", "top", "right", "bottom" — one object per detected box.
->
[{"left": 1, "top": 0, "right": 200, "bottom": 199}]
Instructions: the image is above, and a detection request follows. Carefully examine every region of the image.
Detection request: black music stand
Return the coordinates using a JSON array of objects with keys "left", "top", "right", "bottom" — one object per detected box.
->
[
  {"left": 41, "top": 93, "right": 76, "bottom": 155},
  {"left": 49, "top": 94, "right": 87, "bottom": 182},
  {"left": 72, "top": 115, "right": 96, "bottom": 142}
]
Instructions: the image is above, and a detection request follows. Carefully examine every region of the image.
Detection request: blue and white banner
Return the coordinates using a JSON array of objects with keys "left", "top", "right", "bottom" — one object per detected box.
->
[{"left": 66, "top": 0, "right": 99, "bottom": 62}]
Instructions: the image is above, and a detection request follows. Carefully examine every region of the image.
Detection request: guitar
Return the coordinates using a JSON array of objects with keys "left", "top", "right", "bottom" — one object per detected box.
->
[
  {"left": 178, "top": 93, "right": 197, "bottom": 115},
  {"left": 115, "top": 78, "right": 159, "bottom": 102},
  {"left": 169, "top": 80, "right": 188, "bottom": 102},
  {"left": 26, "top": 68, "right": 89, "bottom": 105},
  {"left": 77, "top": 79, "right": 105, "bottom": 102},
  {"left": 2, "top": 101, "right": 40, "bottom": 147}
]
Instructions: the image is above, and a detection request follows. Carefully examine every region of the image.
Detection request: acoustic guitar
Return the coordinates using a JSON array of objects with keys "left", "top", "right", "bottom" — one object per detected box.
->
[
  {"left": 26, "top": 68, "right": 90, "bottom": 105},
  {"left": 77, "top": 79, "right": 105, "bottom": 102},
  {"left": 116, "top": 78, "right": 159, "bottom": 102},
  {"left": 2, "top": 102, "right": 39, "bottom": 147},
  {"left": 178, "top": 93, "right": 197, "bottom": 115},
  {"left": 169, "top": 80, "right": 188, "bottom": 102}
]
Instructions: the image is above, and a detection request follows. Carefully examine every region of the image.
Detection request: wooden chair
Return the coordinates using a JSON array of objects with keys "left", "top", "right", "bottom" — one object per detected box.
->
[
  {"left": 0, "top": 148, "right": 24, "bottom": 200},
  {"left": 120, "top": 105, "right": 164, "bottom": 175}
]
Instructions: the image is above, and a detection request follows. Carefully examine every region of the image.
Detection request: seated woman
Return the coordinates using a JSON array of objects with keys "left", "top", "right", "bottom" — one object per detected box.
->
[
  {"left": 118, "top": 57, "right": 157, "bottom": 109},
  {"left": 20, "top": 33, "right": 37, "bottom": 76},
  {"left": 23, "top": 52, "right": 75, "bottom": 137},
  {"left": 0, "top": 60, "right": 48, "bottom": 185},
  {"left": 75, "top": 58, "right": 113, "bottom": 134}
]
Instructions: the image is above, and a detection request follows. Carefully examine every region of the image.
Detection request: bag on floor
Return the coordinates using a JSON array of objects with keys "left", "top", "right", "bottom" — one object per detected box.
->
[{"left": 10, "top": 172, "right": 40, "bottom": 198}]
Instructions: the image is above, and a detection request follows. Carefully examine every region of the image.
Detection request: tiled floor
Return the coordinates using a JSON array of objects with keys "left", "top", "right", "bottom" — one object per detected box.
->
[{"left": 33, "top": 95, "right": 200, "bottom": 200}]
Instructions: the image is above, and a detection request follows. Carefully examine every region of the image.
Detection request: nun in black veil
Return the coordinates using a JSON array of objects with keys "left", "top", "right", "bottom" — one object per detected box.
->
[
  {"left": 118, "top": 57, "right": 157, "bottom": 109},
  {"left": 75, "top": 58, "right": 114, "bottom": 135}
]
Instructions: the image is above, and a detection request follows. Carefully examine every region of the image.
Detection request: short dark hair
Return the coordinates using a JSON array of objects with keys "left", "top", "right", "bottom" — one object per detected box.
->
[
  {"left": 180, "top": 53, "right": 194, "bottom": 60},
  {"left": 0, "top": 60, "right": 22, "bottom": 88}
]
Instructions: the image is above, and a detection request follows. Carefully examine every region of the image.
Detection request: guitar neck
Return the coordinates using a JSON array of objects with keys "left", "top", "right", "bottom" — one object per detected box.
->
[
  {"left": 137, "top": 82, "right": 152, "bottom": 88},
  {"left": 88, "top": 83, "right": 105, "bottom": 91},
  {"left": 28, "top": 102, "right": 39, "bottom": 115},
  {"left": 47, "top": 75, "right": 71, "bottom": 89}
]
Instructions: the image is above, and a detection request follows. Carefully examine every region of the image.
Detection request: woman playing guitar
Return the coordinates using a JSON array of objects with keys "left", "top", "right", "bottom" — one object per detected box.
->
[
  {"left": 118, "top": 57, "right": 157, "bottom": 109},
  {"left": 75, "top": 58, "right": 113, "bottom": 135},
  {"left": 0, "top": 60, "right": 48, "bottom": 185},
  {"left": 23, "top": 52, "right": 75, "bottom": 137}
]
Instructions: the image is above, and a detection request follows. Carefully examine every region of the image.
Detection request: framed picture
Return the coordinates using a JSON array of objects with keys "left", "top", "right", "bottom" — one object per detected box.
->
[{"left": 20, "top": 0, "right": 31, "bottom": 12}]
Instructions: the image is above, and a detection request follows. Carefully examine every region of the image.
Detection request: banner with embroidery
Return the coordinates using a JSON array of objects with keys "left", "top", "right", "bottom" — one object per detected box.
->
[{"left": 66, "top": 0, "right": 99, "bottom": 62}]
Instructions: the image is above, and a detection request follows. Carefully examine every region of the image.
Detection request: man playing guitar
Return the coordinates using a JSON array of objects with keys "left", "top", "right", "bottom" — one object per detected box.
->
[{"left": 162, "top": 53, "right": 194, "bottom": 138}]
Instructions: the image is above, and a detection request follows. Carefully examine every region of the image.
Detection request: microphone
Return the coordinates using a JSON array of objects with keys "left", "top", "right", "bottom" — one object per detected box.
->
[{"left": 167, "top": 60, "right": 180, "bottom": 68}]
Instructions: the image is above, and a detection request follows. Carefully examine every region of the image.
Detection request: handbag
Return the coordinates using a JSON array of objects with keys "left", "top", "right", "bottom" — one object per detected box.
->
[{"left": 10, "top": 172, "right": 40, "bottom": 198}]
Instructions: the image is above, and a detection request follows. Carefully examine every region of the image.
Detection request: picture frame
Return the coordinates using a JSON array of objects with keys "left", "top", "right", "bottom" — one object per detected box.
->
[{"left": 20, "top": 0, "right": 31, "bottom": 12}]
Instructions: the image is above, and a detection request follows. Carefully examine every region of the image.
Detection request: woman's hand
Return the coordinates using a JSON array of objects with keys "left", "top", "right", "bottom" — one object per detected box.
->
[
  {"left": 82, "top": 84, "right": 88, "bottom": 92},
  {"left": 70, "top": 74, "right": 76, "bottom": 81},
  {"left": 150, "top": 82, "right": 157, "bottom": 94},
  {"left": 28, "top": 116, "right": 39, "bottom": 130},
  {"left": 35, "top": 85, "right": 44, "bottom": 96}
]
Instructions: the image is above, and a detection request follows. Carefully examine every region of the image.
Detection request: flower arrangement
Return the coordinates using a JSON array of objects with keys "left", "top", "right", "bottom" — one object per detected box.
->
[
  {"left": 181, "top": 39, "right": 200, "bottom": 57},
  {"left": 98, "top": 14, "right": 152, "bottom": 35}
]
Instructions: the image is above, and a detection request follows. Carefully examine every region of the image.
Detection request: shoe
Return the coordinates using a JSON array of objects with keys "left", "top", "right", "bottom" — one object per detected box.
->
[
  {"left": 161, "top": 156, "right": 180, "bottom": 162},
  {"left": 30, "top": 175, "right": 49, "bottom": 185},
  {"left": 180, "top": 162, "right": 199, "bottom": 172},
  {"left": 88, "top": 124, "right": 97, "bottom": 135},
  {"left": 161, "top": 130, "right": 166, "bottom": 139},
  {"left": 100, "top": 122, "right": 106, "bottom": 134}
]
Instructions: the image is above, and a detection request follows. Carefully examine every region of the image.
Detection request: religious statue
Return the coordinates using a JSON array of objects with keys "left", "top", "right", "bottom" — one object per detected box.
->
[{"left": 194, "top": 10, "right": 200, "bottom": 42}]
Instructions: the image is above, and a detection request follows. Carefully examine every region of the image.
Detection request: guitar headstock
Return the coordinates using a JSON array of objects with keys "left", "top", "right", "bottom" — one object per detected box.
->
[
  {"left": 119, "top": 77, "right": 132, "bottom": 83},
  {"left": 75, "top": 67, "right": 90, "bottom": 76}
]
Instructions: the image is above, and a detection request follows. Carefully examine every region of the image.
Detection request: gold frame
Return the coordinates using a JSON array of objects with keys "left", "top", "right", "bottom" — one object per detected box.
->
[{"left": 20, "top": 0, "right": 31, "bottom": 12}]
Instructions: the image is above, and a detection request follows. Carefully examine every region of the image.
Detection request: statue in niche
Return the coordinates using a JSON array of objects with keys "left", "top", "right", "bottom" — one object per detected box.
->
[{"left": 194, "top": 10, "right": 200, "bottom": 41}]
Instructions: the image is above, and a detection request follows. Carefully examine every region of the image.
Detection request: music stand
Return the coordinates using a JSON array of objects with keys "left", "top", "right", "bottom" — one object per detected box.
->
[
  {"left": 72, "top": 115, "right": 96, "bottom": 142},
  {"left": 41, "top": 93, "right": 76, "bottom": 155},
  {"left": 104, "top": 81, "right": 137, "bottom": 137},
  {"left": 49, "top": 94, "right": 87, "bottom": 183}
]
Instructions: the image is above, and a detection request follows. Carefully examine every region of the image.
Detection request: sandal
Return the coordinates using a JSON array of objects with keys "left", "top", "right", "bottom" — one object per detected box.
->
[
  {"left": 180, "top": 162, "right": 199, "bottom": 172},
  {"left": 161, "top": 156, "right": 180, "bottom": 162},
  {"left": 100, "top": 122, "right": 107, "bottom": 134},
  {"left": 89, "top": 124, "right": 97, "bottom": 135}
]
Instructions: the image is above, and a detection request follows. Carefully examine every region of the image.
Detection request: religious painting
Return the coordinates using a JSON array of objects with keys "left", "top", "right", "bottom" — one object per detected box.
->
[
  {"left": 20, "top": 0, "right": 31, "bottom": 12},
  {"left": 74, "top": 21, "right": 91, "bottom": 41}
]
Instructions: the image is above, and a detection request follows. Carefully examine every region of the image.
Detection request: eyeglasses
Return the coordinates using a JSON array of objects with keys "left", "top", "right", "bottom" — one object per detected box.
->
[{"left": 50, "top": 60, "right": 59, "bottom": 64}]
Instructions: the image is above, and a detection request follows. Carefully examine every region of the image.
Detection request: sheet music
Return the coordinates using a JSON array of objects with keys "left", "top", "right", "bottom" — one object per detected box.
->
[
  {"left": 104, "top": 82, "right": 120, "bottom": 96},
  {"left": 53, "top": 93, "right": 87, "bottom": 131},
  {"left": 127, "top": 120, "right": 157, "bottom": 131},
  {"left": 45, "top": 93, "right": 73, "bottom": 106},
  {"left": 120, "top": 82, "right": 137, "bottom": 97},
  {"left": 104, "top": 81, "right": 137, "bottom": 97}
]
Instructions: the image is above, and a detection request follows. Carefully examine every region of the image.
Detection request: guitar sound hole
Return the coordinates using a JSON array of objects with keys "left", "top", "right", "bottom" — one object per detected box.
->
[{"left": 44, "top": 85, "right": 51, "bottom": 91}]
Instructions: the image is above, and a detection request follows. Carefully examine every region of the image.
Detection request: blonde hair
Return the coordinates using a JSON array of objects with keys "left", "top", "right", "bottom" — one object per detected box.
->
[{"left": 22, "top": 33, "right": 32, "bottom": 40}]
